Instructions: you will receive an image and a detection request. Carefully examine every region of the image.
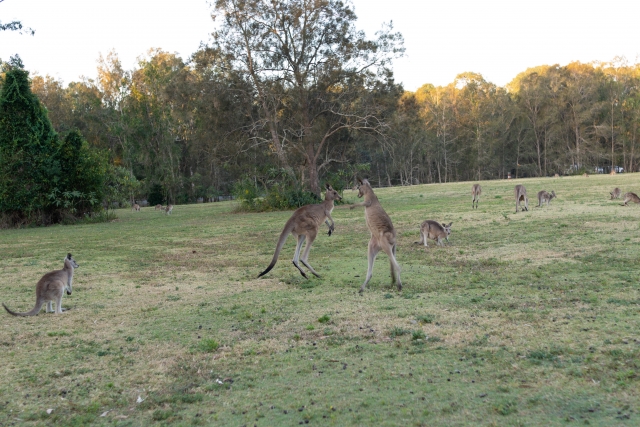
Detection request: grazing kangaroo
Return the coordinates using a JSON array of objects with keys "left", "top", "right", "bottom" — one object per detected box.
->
[
  {"left": 514, "top": 185, "right": 528, "bottom": 213},
  {"left": 415, "top": 220, "right": 452, "bottom": 247},
  {"left": 3, "top": 254, "right": 79, "bottom": 316},
  {"left": 350, "top": 178, "right": 401, "bottom": 293},
  {"left": 583, "top": 173, "right": 589, "bottom": 177},
  {"left": 132, "top": 202, "right": 140, "bottom": 212},
  {"left": 471, "top": 184, "right": 482, "bottom": 209},
  {"left": 164, "top": 204, "right": 173, "bottom": 215},
  {"left": 258, "top": 184, "right": 342, "bottom": 279},
  {"left": 537, "top": 190, "right": 556, "bottom": 207},
  {"left": 610, "top": 188, "right": 621, "bottom": 199},
  {"left": 154, "top": 204, "right": 163, "bottom": 210},
  {"left": 554, "top": 173, "right": 560, "bottom": 178},
  {"left": 622, "top": 192, "right": 640, "bottom": 206}
]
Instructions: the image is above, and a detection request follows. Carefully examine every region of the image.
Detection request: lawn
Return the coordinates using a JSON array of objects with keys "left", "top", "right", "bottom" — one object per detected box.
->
[{"left": 1, "top": 174, "right": 638, "bottom": 426}]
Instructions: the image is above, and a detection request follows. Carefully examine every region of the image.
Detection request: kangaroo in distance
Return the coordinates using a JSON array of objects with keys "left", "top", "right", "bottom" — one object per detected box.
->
[
  {"left": 610, "top": 188, "right": 621, "bottom": 199},
  {"left": 258, "top": 184, "right": 342, "bottom": 279},
  {"left": 3, "top": 254, "right": 79, "bottom": 317},
  {"left": 132, "top": 202, "right": 140, "bottom": 212},
  {"left": 514, "top": 185, "right": 528, "bottom": 213},
  {"left": 164, "top": 204, "right": 173, "bottom": 215},
  {"left": 350, "top": 178, "right": 402, "bottom": 293},
  {"left": 471, "top": 184, "right": 482, "bottom": 209},
  {"left": 415, "top": 220, "right": 452, "bottom": 247},
  {"left": 537, "top": 190, "right": 556, "bottom": 207},
  {"left": 622, "top": 192, "right": 640, "bottom": 206},
  {"left": 154, "top": 204, "right": 163, "bottom": 210}
]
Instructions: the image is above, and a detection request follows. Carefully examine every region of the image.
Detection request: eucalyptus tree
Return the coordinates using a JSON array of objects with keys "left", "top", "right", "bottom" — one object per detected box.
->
[{"left": 210, "top": 0, "right": 404, "bottom": 195}]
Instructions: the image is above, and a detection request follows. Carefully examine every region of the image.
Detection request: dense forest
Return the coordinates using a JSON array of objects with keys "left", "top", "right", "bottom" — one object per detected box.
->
[{"left": 2, "top": 0, "right": 639, "bottom": 206}]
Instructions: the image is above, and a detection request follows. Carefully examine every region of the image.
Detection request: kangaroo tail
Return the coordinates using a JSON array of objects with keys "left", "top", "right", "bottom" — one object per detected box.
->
[
  {"left": 3, "top": 301, "right": 42, "bottom": 317},
  {"left": 258, "top": 221, "right": 294, "bottom": 278}
]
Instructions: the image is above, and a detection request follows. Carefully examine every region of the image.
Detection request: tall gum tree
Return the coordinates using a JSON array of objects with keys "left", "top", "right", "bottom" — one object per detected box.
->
[{"left": 211, "top": 0, "right": 404, "bottom": 195}]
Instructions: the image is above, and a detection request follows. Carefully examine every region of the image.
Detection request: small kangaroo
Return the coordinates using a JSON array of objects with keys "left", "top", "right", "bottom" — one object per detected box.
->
[
  {"left": 471, "top": 184, "right": 482, "bottom": 209},
  {"left": 3, "top": 254, "right": 79, "bottom": 316},
  {"left": 154, "top": 204, "right": 163, "bottom": 210},
  {"left": 583, "top": 173, "right": 589, "bottom": 177},
  {"left": 415, "top": 220, "right": 452, "bottom": 247},
  {"left": 350, "top": 178, "right": 401, "bottom": 293},
  {"left": 514, "top": 185, "right": 528, "bottom": 213},
  {"left": 537, "top": 190, "right": 556, "bottom": 207},
  {"left": 132, "top": 202, "right": 140, "bottom": 212},
  {"left": 164, "top": 204, "right": 173, "bottom": 215},
  {"left": 258, "top": 184, "right": 342, "bottom": 279},
  {"left": 621, "top": 192, "right": 640, "bottom": 206},
  {"left": 610, "top": 188, "right": 621, "bottom": 199},
  {"left": 554, "top": 173, "right": 560, "bottom": 178}
]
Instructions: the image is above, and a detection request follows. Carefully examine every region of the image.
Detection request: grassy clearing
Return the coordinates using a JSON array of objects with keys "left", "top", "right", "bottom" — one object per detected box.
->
[{"left": 1, "top": 174, "right": 639, "bottom": 426}]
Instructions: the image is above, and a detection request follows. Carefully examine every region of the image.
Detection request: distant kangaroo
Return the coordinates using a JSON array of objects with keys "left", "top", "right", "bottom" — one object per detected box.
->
[
  {"left": 164, "top": 204, "right": 173, "bottom": 215},
  {"left": 3, "top": 254, "right": 79, "bottom": 316},
  {"left": 415, "top": 220, "right": 452, "bottom": 247},
  {"left": 258, "top": 184, "right": 342, "bottom": 279},
  {"left": 537, "top": 190, "right": 556, "bottom": 207},
  {"left": 154, "top": 204, "right": 163, "bottom": 210},
  {"left": 471, "top": 184, "right": 482, "bottom": 209},
  {"left": 514, "top": 185, "right": 528, "bottom": 213},
  {"left": 132, "top": 202, "right": 140, "bottom": 212},
  {"left": 610, "top": 188, "right": 621, "bottom": 199},
  {"left": 350, "top": 178, "right": 401, "bottom": 293},
  {"left": 622, "top": 192, "right": 640, "bottom": 206},
  {"left": 554, "top": 173, "right": 560, "bottom": 178}
]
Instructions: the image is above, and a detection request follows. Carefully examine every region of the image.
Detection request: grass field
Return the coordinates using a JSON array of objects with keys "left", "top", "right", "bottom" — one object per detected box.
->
[{"left": 1, "top": 174, "right": 639, "bottom": 426}]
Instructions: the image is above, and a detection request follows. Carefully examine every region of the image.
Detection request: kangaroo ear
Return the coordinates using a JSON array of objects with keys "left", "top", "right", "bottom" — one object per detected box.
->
[
  {"left": 357, "top": 177, "right": 363, "bottom": 185},
  {"left": 67, "top": 253, "right": 72, "bottom": 259},
  {"left": 325, "top": 183, "right": 331, "bottom": 190},
  {"left": 447, "top": 222, "right": 453, "bottom": 227}
]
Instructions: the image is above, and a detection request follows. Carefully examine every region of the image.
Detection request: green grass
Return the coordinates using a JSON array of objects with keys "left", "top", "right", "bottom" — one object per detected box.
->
[{"left": 1, "top": 174, "right": 639, "bottom": 426}]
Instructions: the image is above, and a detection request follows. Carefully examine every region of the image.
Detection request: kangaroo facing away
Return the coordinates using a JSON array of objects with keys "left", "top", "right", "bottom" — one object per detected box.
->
[
  {"left": 537, "top": 190, "right": 556, "bottom": 207},
  {"left": 3, "top": 254, "right": 79, "bottom": 316},
  {"left": 514, "top": 185, "right": 528, "bottom": 213},
  {"left": 350, "top": 178, "right": 401, "bottom": 293},
  {"left": 132, "top": 202, "right": 140, "bottom": 212},
  {"left": 258, "top": 184, "right": 342, "bottom": 279},
  {"left": 415, "top": 220, "right": 452, "bottom": 247},
  {"left": 471, "top": 184, "right": 482, "bottom": 209},
  {"left": 610, "top": 188, "right": 621, "bottom": 199},
  {"left": 622, "top": 192, "right": 640, "bottom": 206},
  {"left": 164, "top": 204, "right": 173, "bottom": 215}
]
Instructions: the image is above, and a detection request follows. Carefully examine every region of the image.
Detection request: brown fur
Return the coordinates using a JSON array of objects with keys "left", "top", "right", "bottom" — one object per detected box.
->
[
  {"left": 164, "top": 204, "right": 173, "bottom": 215},
  {"left": 514, "top": 185, "right": 528, "bottom": 213},
  {"left": 132, "top": 203, "right": 140, "bottom": 212},
  {"left": 154, "top": 204, "right": 163, "bottom": 210},
  {"left": 350, "top": 178, "right": 401, "bottom": 293},
  {"left": 471, "top": 184, "right": 482, "bottom": 209},
  {"left": 3, "top": 254, "right": 79, "bottom": 316},
  {"left": 622, "top": 192, "right": 640, "bottom": 206},
  {"left": 258, "top": 184, "right": 342, "bottom": 279},
  {"left": 554, "top": 173, "right": 560, "bottom": 178},
  {"left": 610, "top": 188, "right": 621, "bottom": 199},
  {"left": 415, "top": 220, "right": 452, "bottom": 247},
  {"left": 583, "top": 173, "right": 589, "bottom": 177},
  {"left": 537, "top": 190, "right": 556, "bottom": 207}
]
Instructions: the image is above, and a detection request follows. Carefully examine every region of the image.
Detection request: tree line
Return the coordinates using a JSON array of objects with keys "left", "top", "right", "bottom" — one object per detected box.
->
[{"left": 2, "top": 1, "right": 639, "bottom": 214}]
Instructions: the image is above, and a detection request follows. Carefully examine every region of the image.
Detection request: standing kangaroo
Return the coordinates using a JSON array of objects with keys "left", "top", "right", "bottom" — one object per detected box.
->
[
  {"left": 622, "top": 192, "right": 640, "bottom": 206},
  {"left": 3, "top": 254, "right": 79, "bottom": 316},
  {"left": 350, "top": 178, "right": 401, "bottom": 293},
  {"left": 415, "top": 220, "right": 452, "bottom": 247},
  {"left": 514, "top": 185, "right": 528, "bottom": 213},
  {"left": 258, "top": 184, "right": 342, "bottom": 279},
  {"left": 537, "top": 190, "right": 556, "bottom": 207},
  {"left": 164, "top": 204, "right": 173, "bottom": 215},
  {"left": 471, "top": 184, "right": 482, "bottom": 209},
  {"left": 610, "top": 188, "right": 621, "bottom": 199},
  {"left": 132, "top": 202, "right": 140, "bottom": 212}
]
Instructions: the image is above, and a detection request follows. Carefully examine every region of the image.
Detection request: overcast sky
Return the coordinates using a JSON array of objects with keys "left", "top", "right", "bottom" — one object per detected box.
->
[{"left": 1, "top": 0, "right": 639, "bottom": 90}]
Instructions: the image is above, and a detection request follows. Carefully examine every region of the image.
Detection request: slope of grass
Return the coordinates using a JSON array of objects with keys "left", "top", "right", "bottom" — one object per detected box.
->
[{"left": 1, "top": 174, "right": 638, "bottom": 426}]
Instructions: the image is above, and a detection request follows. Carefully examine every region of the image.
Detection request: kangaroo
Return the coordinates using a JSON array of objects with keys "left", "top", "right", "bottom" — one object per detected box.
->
[
  {"left": 350, "top": 178, "right": 401, "bottom": 293},
  {"left": 514, "top": 185, "right": 528, "bottom": 213},
  {"left": 622, "top": 192, "right": 640, "bottom": 206},
  {"left": 471, "top": 184, "right": 482, "bottom": 209},
  {"left": 258, "top": 184, "right": 342, "bottom": 279},
  {"left": 610, "top": 188, "right": 621, "bottom": 199},
  {"left": 537, "top": 190, "right": 556, "bottom": 207},
  {"left": 415, "top": 220, "right": 452, "bottom": 247},
  {"left": 554, "top": 173, "right": 560, "bottom": 178},
  {"left": 154, "top": 204, "right": 163, "bottom": 210},
  {"left": 132, "top": 202, "right": 140, "bottom": 212},
  {"left": 3, "top": 254, "right": 79, "bottom": 316},
  {"left": 164, "top": 204, "right": 173, "bottom": 215},
  {"left": 583, "top": 173, "right": 589, "bottom": 177}
]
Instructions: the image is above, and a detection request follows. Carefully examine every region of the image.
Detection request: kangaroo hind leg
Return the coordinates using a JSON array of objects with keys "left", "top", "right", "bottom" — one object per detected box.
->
[
  {"left": 360, "top": 239, "right": 380, "bottom": 293},
  {"left": 382, "top": 242, "right": 402, "bottom": 291},
  {"left": 299, "top": 232, "right": 320, "bottom": 278},
  {"left": 292, "top": 235, "right": 308, "bottom": 279}
]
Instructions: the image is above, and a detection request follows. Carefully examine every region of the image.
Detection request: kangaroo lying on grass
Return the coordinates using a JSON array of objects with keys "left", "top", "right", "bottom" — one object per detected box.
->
[
  {"left": 350, "top": 178, "right": 401, "bottom": 293},
  {"left": 622, "top": 192, "right": 640, "bottom": 206},
  {"left": 471, "top": 184, "right": 482, "bottom": 209},
  {"left": 514, "top": 185, "right": 528, "bottom": 213},
  {"left": 258, "top": 184, "right": 342, "bottom": 279},
  {"left": 415, "top": 220, "right": 452, "bottom": 247},
  {"left": 537, "top": 190, "right": 556, "bottom": 207},
  {"left": 3, "top": 254, "right": 79, "bottom": 316},
  {"left": 610, "top": 188, "right": 621, "bottom": 199}
]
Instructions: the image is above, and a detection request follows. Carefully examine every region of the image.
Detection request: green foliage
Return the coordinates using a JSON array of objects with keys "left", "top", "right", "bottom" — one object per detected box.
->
[
  {"left": 147, "top": 183, "right": 165, "bottom": 206},
  {"left": 232, "top": 173, "right": 320, "bottom": 212},
  {"left": 197, "top": 339, "right": 220, "bottom": 353}
]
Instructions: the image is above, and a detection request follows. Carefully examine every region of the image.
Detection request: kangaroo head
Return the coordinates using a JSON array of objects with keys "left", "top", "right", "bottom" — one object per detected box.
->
[
  {"left": 550, "top": 191, "right": 556, "bottom": 199},
  {"left": 444, "top": 222, "right": 452, "bottom": 236},
  {"left": 324, "top": 183, "right": 342, "bottom": 202},
  {"left": 356, "top": 178, "right": 369, "bottom": 198},
  {"left": 64, "top": 253, "right": 79, "bottom": 295}
]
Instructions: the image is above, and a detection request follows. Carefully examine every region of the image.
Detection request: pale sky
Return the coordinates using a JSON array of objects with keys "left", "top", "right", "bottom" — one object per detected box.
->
[{"left": 1, "top": 0, "right": 639, "bottom": 90}]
